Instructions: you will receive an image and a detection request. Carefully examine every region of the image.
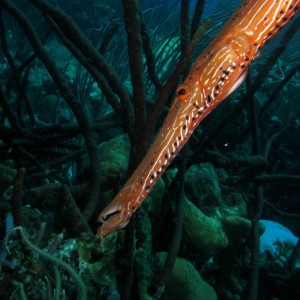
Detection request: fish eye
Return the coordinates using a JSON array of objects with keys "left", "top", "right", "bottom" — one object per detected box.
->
[
  {"left": 176, "top": 84, "right": 190, "bottom": 100},
  {"left": 178, "top": 88, "right": 187, "bottom": 95}
]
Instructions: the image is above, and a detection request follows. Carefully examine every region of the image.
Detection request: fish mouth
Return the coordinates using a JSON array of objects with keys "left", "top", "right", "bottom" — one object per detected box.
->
[
  {"left": 98, "top": 209, "right": 122, "bottom": 223},
  {"left": 97, "top": 207, "right": 130, "bottom": 238}
]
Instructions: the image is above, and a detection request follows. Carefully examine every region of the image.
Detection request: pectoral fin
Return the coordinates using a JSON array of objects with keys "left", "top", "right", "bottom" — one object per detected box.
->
[{"left": 224, "top": 68, "right": 248, "bottom": 99}]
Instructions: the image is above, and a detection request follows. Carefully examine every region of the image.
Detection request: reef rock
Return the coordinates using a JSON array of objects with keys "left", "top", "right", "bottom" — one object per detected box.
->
[
  {"left": 157, "top": 253, "right": 217, "bottom": 300},
  {"left": 222, "top": 215, "right": 264, "bottom": 244},
  {"left": 78, "top": 134, "right": 130, "bottom": 184},
  {"left": 97, "top": 134, "right": 130, "bottom": 180},
  {"left": 183, "top": 197, "right": 229, "bottom": 254},
  {"left": 185, "top": 163, "right": 224, "bottom": 207}
]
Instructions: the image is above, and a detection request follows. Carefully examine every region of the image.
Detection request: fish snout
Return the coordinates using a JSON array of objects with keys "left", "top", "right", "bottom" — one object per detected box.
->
[{"left": 97, "top": 206, "right": 131, "bottom": 239}]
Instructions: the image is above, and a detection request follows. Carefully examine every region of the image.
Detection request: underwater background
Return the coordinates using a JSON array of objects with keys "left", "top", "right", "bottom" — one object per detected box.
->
[{"left": 0, "top": 0, "right": 299, "bottom": 299}]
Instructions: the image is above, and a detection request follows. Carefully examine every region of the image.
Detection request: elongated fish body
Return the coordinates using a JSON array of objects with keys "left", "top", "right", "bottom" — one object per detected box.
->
[{"left": 98, "top": 0, "right": 299, "bottom": 238}]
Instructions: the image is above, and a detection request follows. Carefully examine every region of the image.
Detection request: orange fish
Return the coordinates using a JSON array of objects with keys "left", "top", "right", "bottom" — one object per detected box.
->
[{"left": 97, "top": 0, "right": 299, "bottom": 238}]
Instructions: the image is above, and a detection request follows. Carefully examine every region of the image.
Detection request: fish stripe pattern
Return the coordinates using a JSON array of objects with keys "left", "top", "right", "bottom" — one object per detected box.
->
[{"left": 97, "top": 0, "right": 299, "bottom": 238}]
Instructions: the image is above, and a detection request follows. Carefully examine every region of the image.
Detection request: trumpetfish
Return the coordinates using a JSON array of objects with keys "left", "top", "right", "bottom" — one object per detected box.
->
[{"left": 97, "top": 0, "right": 299, "bottom": 238}]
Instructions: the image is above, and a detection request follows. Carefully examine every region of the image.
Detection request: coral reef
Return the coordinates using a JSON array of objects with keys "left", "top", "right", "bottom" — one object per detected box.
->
[
  {"left": 259, "top": 220, "right": 299, "bottom": 256},
  {"left": 259, "top": 220, "right": 300, "bottom": 269}
]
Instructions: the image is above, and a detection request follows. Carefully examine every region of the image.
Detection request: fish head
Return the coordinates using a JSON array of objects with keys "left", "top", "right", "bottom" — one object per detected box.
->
[
  {"left": 97, "top": 202, "right": 131, "bottom": 239},
  {"left": 97, "top": 182, "right": 141, "bottom": 238}
]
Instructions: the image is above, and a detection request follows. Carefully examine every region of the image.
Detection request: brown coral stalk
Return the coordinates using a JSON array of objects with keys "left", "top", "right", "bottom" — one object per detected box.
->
[
  {"left": 150, "top": 144, "right": 189, "bottom": 298},
  {"left": 180, "top": 0, "right": 191, "bottom": 56},
  {"left": 190, "top": 0, "right": 206, "bottom": 38},
  {"left": 12, "top": 167, "right": 26, "bottom": 227},
  {"left": 247, "top": 79, "right": 264, "bottom": 300},
  {"left": 140, "top": 15, "right": 163, "bottom": 90},
  {"left": 59, "top": 185, "right": 93, "bottom": 238},
  {"left": 122, "top": 0, "right": 146, "bottom": 166}
]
